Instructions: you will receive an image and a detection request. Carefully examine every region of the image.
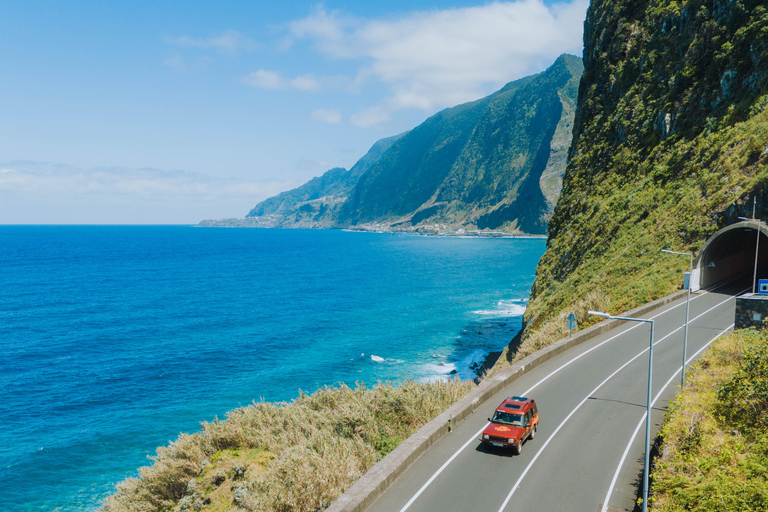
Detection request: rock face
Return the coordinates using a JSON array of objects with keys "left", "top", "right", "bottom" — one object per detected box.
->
[
  {"left": 244, "top": 54, "right": 583, "bottom": 234},
  {"left": 524, "top": 0, "right": 768, "bottom": 335},
  {"left": 243, "top": 134, "right": 405, "bottom": 229}
]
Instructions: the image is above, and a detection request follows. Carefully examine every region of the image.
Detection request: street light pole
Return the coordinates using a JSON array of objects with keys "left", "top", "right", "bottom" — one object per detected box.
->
[
  {"left": 662, "top": 249, "right": 693, "bottom": 386},
  {"left": 588, "top": 310, "right": 655, "bottom": 512},
  {"left": 739, "top": 200, "right": 761, "bottom": 294}
]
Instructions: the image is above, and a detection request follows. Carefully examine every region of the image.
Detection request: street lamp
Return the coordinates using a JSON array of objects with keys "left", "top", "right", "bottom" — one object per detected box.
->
[
  {"left": 589, "top": 310, "right": 655, "bottom": 512},
  {"left": 662, "top": 249, "right": 693, "bottom": 386},
  {"left": 739, "top": 213, "right": 761, "bottom": 295}
]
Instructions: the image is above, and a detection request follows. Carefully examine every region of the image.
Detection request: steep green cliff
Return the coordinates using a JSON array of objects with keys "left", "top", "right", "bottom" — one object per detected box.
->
[
  {"left": 246, "top": 54, "right": 583, "bottom": 235},
  {"left": 523, "top": 0, "right": 768, "bottom": 339},
  {"left": 244, "top": 134, "right": 405, "bottom": 229}
]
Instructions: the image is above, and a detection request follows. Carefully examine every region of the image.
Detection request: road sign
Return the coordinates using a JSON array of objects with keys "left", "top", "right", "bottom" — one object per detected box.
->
[{"left": 567, "top": 312, "right": 577, "bottom": 337}]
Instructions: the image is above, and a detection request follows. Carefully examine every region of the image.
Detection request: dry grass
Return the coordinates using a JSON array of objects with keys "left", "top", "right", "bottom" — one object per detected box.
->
[
  {"left": 487, "top": 289, "right": 610, "bottom": 377},
  {"left": 100, "top": 379, "right": 473, "bottom": 512}
]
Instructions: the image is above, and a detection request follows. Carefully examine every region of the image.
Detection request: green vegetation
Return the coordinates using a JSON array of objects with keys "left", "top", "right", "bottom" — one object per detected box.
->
[
  {"left": 242, "top": 134, "right": 405, "bottom": 229},
  {"left": 651, "top": 328, "right": 768, "bottom": 510},
  {"left": 524, "top": 0, "right": 768, "bottom": 342},
  {"left": 113, "top": 3, "right": 768, "bottom": 510},
  {"left": 100, "top": 379, "right": 472, "bottom": 512},
  {"left": 243, "top": 54, "right": 583, "bottom": 235}
]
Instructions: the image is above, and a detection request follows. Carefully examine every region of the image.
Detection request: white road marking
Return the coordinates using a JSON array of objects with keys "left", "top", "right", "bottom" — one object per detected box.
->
[
  {"left": 397, "top": 423, "right": 489, "bottom": 512},
  {"left": 396, "top": 291, "right": 710, "bottom": 512},
  {"left": 496, "top": 293, "right": 736, "bottom": 512},
  {"left": 599, "top": 325, "right": 734, "bottom": 512}
]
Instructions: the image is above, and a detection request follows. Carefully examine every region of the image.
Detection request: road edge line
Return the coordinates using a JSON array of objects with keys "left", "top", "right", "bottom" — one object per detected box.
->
[{"left": 324, "top": 289, "right": 689, "bottom": 512}]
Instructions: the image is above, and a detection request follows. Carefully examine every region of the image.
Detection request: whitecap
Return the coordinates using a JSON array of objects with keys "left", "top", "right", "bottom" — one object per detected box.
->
[
  {"left": 472, "top": 298, "right": 527, "bottom": 317},
  {"left": 370, "top": 355, "right": 404, "bottom": 364},
  {"left": 420, "top": 361, "right": 457, "bottom": 376}
]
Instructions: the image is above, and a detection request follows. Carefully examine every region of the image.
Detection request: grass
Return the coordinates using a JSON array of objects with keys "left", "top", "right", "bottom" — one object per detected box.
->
[
  {"left": 521, "top": 0, "right": 768, "bottom": 363},
  {"left": 100, "top": 379, "right": 473, "bottom": 512},
  {"left": 650, "top": 328, "right": 768, "bottom": 510}
]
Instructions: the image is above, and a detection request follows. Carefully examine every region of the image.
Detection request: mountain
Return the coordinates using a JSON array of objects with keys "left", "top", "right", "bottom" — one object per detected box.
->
[
  {"left": 244, "top": 54, "right": 583, "bottom": 234},
  {"left": 242, "top": 134, "right": 405, "bottom": 229},
  {"left": 521, "top": 0, "right": 768, "bottom": 342}
]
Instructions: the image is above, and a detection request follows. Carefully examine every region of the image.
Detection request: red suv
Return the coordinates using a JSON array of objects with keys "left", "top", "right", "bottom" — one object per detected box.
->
[{"left": 482, "top": 396, "right": 538, "bottom": 455}]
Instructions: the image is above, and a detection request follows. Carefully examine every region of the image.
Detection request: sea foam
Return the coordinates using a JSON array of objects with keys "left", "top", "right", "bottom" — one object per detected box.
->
[{"left": 472, "top": 298, "right": 527, "bottom": 317}]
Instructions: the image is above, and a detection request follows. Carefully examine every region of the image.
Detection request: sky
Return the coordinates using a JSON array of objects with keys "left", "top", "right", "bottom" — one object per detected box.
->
[{"left": 0, "top": 0, "right": 588, "bottom": 224}]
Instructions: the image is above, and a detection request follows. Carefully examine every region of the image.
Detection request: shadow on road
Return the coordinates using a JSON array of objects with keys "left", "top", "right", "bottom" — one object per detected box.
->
[{"left": 587, "top": 396, "right": 668, "bottom": 413}]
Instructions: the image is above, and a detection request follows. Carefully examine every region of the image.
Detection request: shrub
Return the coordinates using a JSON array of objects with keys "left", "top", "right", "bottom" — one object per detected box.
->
[{"left": 101, "top": 379, "right": 472, "bottom": 512}]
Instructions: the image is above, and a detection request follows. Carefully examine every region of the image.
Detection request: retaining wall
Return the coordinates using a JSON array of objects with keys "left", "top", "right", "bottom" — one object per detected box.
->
[{"left": 325, "top": 289, "right": 688, "bottom": 512}]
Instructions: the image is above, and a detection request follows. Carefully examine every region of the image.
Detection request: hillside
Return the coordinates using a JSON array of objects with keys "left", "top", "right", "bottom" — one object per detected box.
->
[
  {"left": 243, "top": 134, "right": 405, "bottom": 229},
  {"left": 244, "top": 54, "right": 583, "bottom": 235},
  {"left": 520, "top": 0, "right": 768, "bottom": 343},
  {"left": 651, "top": 328, "right": 768, "bottom": 510}
]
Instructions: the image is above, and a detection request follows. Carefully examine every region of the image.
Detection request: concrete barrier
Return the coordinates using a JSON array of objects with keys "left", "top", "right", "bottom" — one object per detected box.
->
[{"left": 325, "top": 289, "right": 688, "bottom": 512}]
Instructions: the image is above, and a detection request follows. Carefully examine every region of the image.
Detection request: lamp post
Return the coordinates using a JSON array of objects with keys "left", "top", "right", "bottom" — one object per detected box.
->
[
  {"left": 662, "top": 249, "right": 693, "bottom": 386},
  {"left": 739, "top": 204, "right": 761, "bottom": 294},
  {"left": 589, "top": 310, "right": 654, "bottom": 512}
]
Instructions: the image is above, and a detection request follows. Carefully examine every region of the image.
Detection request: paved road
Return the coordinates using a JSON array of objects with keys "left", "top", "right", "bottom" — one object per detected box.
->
[{"left": 367, "top": 281, "right": 745, "bottom": 512}]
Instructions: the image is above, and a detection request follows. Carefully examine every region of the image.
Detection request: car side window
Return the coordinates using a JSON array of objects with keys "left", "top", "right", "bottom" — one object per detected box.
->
[{"left": 531, "top": 401, "right": 538, "bottom": 415}]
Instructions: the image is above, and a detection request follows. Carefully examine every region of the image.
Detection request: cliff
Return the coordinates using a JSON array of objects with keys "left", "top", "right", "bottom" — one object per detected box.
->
[
  {"left": 244, "top": 54, "right": 583, "bottom": 235},
  {"left": 243, "top": 134, "right": 405, "bottom": 229},
  {"left": 522, "top": 0, "right": 768, "bottom": 339}
]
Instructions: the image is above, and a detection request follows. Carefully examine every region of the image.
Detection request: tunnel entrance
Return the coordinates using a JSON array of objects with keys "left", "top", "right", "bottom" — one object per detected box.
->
[{"left": 693, "top": 221, "right": 768, "bottom": 291}]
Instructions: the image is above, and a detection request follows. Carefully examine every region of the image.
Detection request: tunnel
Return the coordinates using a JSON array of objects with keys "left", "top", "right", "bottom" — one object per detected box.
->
[{"left": 692, "top": 221, "right": 768, "bottom": 291}]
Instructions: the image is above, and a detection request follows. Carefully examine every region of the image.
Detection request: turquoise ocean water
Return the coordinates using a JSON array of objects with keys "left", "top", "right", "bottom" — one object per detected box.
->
[{"left": 0, "top": 226, "right": 545, "bottom": 511}]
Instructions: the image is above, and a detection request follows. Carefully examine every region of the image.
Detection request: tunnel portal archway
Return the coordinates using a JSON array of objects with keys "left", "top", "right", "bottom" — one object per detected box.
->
[{"left": 693, "top": 221, "right": 768, "bottom": 291}]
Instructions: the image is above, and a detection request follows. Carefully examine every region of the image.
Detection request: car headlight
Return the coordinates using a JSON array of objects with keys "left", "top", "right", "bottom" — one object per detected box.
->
[
  {"left": 508, "top": 438, "right": 515, "bottom": 443},
  {"left": 483, "top": 435, "right": 489, "bottom": 440}
]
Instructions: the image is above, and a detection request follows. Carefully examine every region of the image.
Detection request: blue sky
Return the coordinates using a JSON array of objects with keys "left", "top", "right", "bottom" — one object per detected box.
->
[{"left": 0, "top": 0, "right": 588, "bottom": 224}]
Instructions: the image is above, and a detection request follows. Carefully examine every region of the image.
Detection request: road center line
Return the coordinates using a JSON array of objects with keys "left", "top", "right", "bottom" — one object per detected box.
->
[
  {"left": 495, "top": 293, "right": 736, "bottom": 512},
  {"left": 397, "top": 291, "right": 712, "bottom": 512},
  {"left": 520, "top": 291, "right": 709, "bottom": 396},
  {"left": 599, "top": 324, "right": 735, "bottom": 512}
]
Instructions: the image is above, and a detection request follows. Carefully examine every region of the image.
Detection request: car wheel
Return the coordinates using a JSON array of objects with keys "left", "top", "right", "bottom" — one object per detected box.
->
[
  {"left": 530, "top": 425, "right": 536, "bottom": 440},
  {"left": 514, "top": 442, "right": 522, "bottom": 455}
]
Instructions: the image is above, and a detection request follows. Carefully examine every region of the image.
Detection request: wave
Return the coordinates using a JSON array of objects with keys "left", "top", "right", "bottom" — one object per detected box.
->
[
  {"left": 472, "top": 298, "right": 527, "bottom": 317},
  {"left": 417, "top": 361, "right": 458, "bottom": 383},
  {"left": 370, "top": 355, "right": 404, "bottom": 364}
]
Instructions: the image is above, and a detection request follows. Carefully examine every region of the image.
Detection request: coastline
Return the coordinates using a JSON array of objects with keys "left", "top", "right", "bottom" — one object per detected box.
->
[{"left": 196, "top": 217, "right": 547, "bottom": 239}]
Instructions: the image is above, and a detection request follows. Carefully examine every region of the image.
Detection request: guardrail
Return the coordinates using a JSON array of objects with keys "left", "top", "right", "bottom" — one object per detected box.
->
[{"left": 325, "top": 289, "right": 688, "bottom": 512}]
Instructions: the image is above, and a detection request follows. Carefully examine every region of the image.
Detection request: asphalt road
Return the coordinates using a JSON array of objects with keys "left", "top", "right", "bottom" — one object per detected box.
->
[{"left": 366, "top": 281, "right": 745, "bottom": 512}]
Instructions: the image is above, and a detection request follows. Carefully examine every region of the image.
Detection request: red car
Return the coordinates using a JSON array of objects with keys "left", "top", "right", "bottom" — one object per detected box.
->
[{"left": 482, "top": 396, "right": 539, "bottom": 455}]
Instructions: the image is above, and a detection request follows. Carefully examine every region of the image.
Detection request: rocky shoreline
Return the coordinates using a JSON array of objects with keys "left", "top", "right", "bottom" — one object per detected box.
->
[{"left": 197, "top": 217, "right": 545, "bottom": 239}]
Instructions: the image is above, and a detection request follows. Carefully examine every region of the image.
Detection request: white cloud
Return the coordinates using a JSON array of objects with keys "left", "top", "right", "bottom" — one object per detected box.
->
[
  {"left": 290, "top": 74, "right": 322, "bottom": 91},
  {"left": 243, "top": 69, "right": 284, "bottom": 89},
  {"left": 310, "top": 109, "right": 343, "bottom": 124},
  {"left": 350, "top": 106, "right": 391, "bottom": 128},
  {"left": 288, "top": 6, "right": 358, "bottom": 59},
  {"left": 163, "top": 53, "right": 213, "bottom": 72},
  {"left": 285, "top": 0, "right": 587, "bottom": 126},
  {"left": 0, "top": 162, "right": 291, "bottom": 224},
  {"left": 242, "top": 70, "right": 322, "bottom": 91},
  {"left": 166, "top": 29, "right": 258, "bottom": 55}
]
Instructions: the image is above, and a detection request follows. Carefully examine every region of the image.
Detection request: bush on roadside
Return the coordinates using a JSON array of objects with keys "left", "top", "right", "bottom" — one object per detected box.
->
[
  {"left": 101, "top": 378, "right": 472, "bottom": 512},
  {"left": 651, "top": 329, "right": 768, "bottom": 511}
]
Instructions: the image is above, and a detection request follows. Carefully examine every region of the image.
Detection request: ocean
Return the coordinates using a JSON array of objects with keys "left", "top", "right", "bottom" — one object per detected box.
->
[{"left": 0, "top": 226, "right": 545, "bottom": 511}]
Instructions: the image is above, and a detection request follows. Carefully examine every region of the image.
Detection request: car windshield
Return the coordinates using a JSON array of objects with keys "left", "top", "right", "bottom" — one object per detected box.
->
[{"left": 491, "top": 411, "right": 524, "bottom": 426}]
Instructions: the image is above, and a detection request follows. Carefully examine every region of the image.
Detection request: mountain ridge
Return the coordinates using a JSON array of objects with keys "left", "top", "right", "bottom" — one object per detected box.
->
[{"left": 211, "top": 54, "right": 583, "bottom": 234}]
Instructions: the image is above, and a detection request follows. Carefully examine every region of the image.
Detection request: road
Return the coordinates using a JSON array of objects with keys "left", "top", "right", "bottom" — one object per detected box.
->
[{"left": 366, "top": 281, "right": 745, "bottom": 512}]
